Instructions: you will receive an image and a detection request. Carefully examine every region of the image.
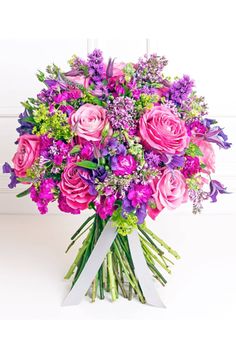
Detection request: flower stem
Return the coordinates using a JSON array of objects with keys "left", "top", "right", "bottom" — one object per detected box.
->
[{"left": 107, "top": 251, "right": 117, "bottom": 301}]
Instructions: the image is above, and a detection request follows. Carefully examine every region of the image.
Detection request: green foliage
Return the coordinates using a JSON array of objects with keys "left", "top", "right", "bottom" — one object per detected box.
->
[
  {"left": 32, "top": 104, "right": 72, "bottom": 141},
  {"left": 16, "top": 187, "right": 31, "bottom": 198},
  {"left": 135, "top": 93, "right": 158, "bottom": 112},
  {"left": 123, "top": 63, "right": 135, "bottom": 82},
  {"left": 70, "top": 145, "right": 80, "bottom": 155},
  {"left": 185, "top": 142, "right": 203, "bottom": 157},
  {"left": 111, "top": 207, "right": 138, "bottom": 236},
  {"left": 76, "top": 161, "right": 98, "bottom": 170},
  {"left": 36, "top": 70, "right": 46, "bottom": 82}
]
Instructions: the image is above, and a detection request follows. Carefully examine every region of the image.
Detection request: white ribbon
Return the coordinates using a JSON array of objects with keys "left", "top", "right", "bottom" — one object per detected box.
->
[{"left": 63, "top": 222, "right": 165, "bottom": 307}]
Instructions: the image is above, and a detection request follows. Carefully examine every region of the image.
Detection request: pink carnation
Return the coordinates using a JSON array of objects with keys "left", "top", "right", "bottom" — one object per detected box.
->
[{"left": 139, "top": 106, "right": 189, "bottom": 154}]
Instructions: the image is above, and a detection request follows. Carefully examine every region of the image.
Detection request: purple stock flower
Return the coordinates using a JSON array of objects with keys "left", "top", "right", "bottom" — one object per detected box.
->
[
  {"left": 80, "top": 141, "right": 94, "bottom": 160},
  {"left": 2, "top": 162, "right": 19, "bottom": 189},
  {"left": 127, "top": 184, "right": 152, "bottom": 208},
  {"left": 209, "top": 180, "right": 230, "bottom": 202},
  {"left": 167, "top": 75, "right": 194, "bottom": 105}
]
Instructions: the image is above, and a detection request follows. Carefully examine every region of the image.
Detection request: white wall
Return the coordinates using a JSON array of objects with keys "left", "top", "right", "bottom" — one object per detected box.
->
[{"left": 0, "top": 39, "right": 235, "bottom": 214}]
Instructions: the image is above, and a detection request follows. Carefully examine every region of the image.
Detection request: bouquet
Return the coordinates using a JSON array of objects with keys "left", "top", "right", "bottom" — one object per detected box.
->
[{"left": 3, "top": 49, "right": 231, "bottom": 306}]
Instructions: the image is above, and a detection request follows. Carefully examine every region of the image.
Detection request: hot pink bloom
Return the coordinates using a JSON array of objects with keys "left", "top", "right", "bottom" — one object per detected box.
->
[
  {"left": 139, "top": 106, "right": 189, "bottom": 154},
  {"left": 192, "top": 137, "right": 215, "bottom": 173},
  {"left": 69, "top": 103, "right": 110, "bottom": 144},
  {"left": 59, "top": 163, "right": 96, "bottom": 211},
  {"left": 111, "top": 155, "right": 137, "bottom": 176},
  {"left": 148, "top": 169, "right": 188, "bottom": 219},
  {"left": 12, "top": 134, "right": 40, "bottom": 178},
  {"left": 95, "top": 195, "right": 116, "bottom": 219}
]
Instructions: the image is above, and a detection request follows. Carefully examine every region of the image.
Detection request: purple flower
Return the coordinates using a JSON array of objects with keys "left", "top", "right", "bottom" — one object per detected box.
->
[
  {"left": 144, "top": 151, "right": 161, "bottom": 169},
  {"left": 186, "top": 119, "right": 207, "bottom": 137},
  {"left": 181, "top": 156, "right": 201, "bottom": 178},
  {"left": 122, "top": 198, "right": 134, "bottom": 214},
  {"left": 135, "top": 53, "right": 168, "bottom": 84},
  {"left": 167, "top": 75, "right": 194, "bottom": 105},
  {"left": 167, "top": 155, "right": 185, "bottom": 169},
  {"left": 92, "top": 166, "right": 107, "bottom": 182},
  {"left": 16, "top": 110, "right": 34, "bottom": 136},
  {"left": 2, "top": 162, "right": 19, "bottom": 189},
  {"left": 204, "top": 126, "right": 232, "bottom": 149},
  {"left": 209, "top": 180, "right": 230, "bottom": 202},
  {"left": 102, "top": 138, "right": 126, "bottom": 157},
  {"left": 107, "top": 97, "right": 137, "bottom": 133},
  {"left": 127, "top": 184, "right": 153, "bottom": 207},
  {"left": 111, "top": 154, "right": 137, "bottom": 176},
  {"left": 136, "top": 204, "right": 147, "bottom": 224}
]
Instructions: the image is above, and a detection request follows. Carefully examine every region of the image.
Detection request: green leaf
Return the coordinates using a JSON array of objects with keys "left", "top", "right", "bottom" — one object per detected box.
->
[
  {"left": 22, "top": 116, "right": 35, "bottom": 124},
  {"left": 17, "top": 177, "right": 34, "bottom": 183},
  {"left": 76, "top": 160, "right": 98, "bottom": 169},
  {"left": 70, "top": 145, "right": 80, "bottom": 155},
  {"left": 36, "top": 70, "right": 45, "bottom": 82},
  {"left": 185, "top": 143, "right": 203, "bottom": 157},
  {"left": 16, "top": 187, "right": 31, "bottom": 198}
]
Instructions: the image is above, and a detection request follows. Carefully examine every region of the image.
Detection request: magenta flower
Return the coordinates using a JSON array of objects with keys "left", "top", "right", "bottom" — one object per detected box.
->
[
  {"left": 95, "top": 195, "right": 116, "bottom": 219},
  {"left": 127, "top": 184, "right": 153, "bottom": 207},
  {"left": 181, "top": 156, "right": 201, "bottom": 178},
  {"left": 111, "top": 154, "right": 137, "bottom": 176}
]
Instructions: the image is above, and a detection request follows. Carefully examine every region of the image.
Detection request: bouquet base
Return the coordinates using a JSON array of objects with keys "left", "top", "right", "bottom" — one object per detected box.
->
[{"left": 63, "top": 214, "right": 180, "bottom": 306}]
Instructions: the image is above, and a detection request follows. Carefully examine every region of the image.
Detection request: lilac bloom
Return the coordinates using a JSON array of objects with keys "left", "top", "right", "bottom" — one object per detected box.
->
[
  {"left": 209, "top": 180, "right": 230, "bottom": 202},
  {"left": 2, "top": 162, "right": 19, "bottom": 189}
]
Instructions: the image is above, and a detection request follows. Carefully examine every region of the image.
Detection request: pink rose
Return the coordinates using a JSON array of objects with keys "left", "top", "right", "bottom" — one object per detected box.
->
[
  {"left": 12, "top": 134, "right": 40, "bottom": 178},
  {"left": 192, "top": 138, "right": 215, "bottom": 173},
  {"left": 139, "top": 106, "right": 189, "bottom": 154},
  {"left": 66, "top": 75, "right": 89, "bottom": 88},
  {"left": 59, "top": 162, "right": 95, "bottom": 211},
  {"left": 69, "top": 104, "right": 109, "bottom": 144},
  {"left": 148, "top": 169, "right": 188, "bottom": 219}
]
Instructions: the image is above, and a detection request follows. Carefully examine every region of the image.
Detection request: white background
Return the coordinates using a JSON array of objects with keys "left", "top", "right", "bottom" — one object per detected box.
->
[{"left": 0, "top": 0, "right": 236, "bottom": 353}]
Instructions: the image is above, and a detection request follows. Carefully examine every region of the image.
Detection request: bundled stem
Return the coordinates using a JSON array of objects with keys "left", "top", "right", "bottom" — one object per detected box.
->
[{"left": 65, "top": 215, "right": 180, "bottom": 303}]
